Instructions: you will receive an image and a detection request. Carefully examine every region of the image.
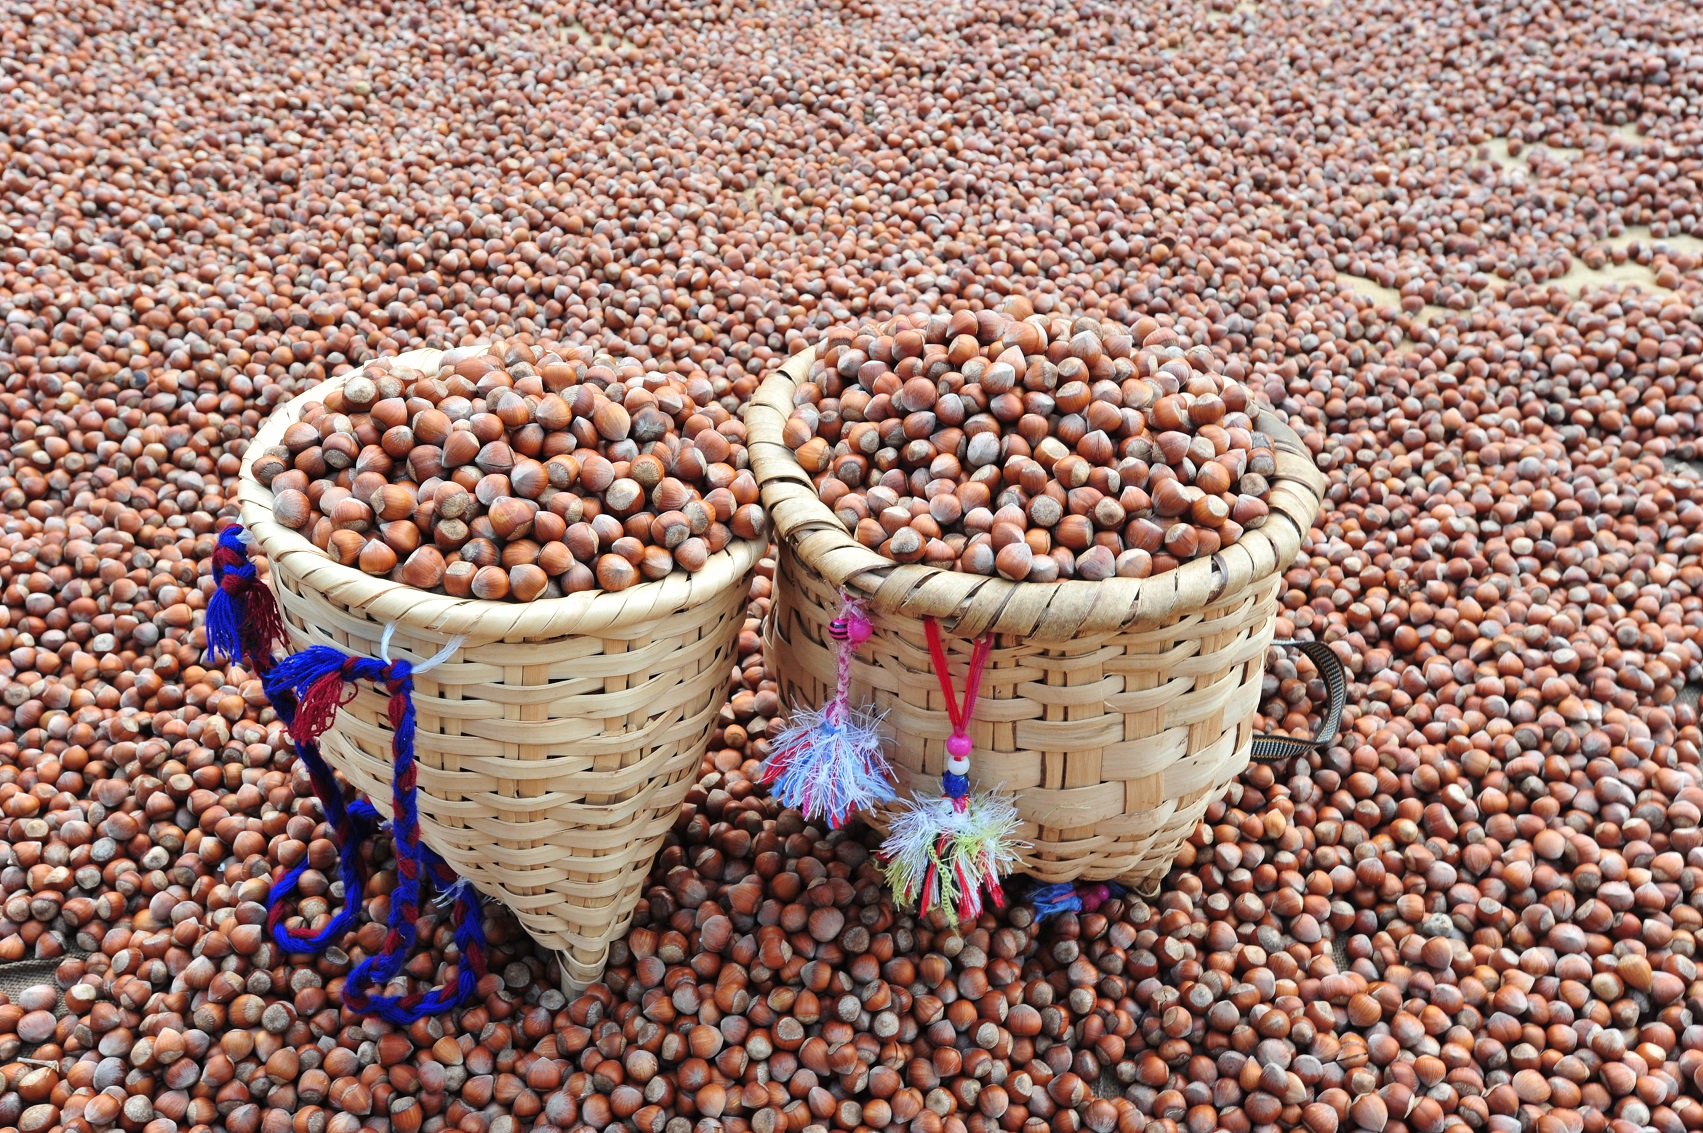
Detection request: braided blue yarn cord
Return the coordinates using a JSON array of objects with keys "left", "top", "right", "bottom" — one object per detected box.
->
[
  {"left": 205, "top": 525, "right": 287, "bottom": 669},
  {"left": 357, "top": 868, "right": 488, "bottom": 1025},
  {"left": 263, "top": 777, "right": 369, "bottom": 950},
  {"left": 263, "top": 650, "right": 373, "bottom": 953},
  {"left": 345, "top": 674, "right": 426, "bottom": 994},
  {"left": 262, "top": 642, "right": 485, "bottom": 1023}
]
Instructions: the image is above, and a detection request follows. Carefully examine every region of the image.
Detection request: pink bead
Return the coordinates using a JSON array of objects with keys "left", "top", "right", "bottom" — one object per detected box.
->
[
  {"left": 947, "top": 733, "right": 972, "bottom": 758},
  {"left": 846, "top": 614, "right": 872, "bottom": 645}
]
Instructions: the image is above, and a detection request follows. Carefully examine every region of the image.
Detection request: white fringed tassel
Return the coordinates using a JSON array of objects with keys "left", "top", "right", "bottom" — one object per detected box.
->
[
  {"left": 759, "top": 596, "right": 895, "bottom": 828},
  {"left": 762, "top": 702, "right": 893, "bottom": 828},
  {"left": 881, "top": 787, "right": 1023, "bottom": 927},
  {"left": 880, "top": 619, "right": 1023, "bottom": 927}
]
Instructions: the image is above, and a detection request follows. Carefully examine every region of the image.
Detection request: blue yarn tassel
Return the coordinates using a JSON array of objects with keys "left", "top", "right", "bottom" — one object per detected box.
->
[
  {"left": 204, "top": 527, "right": 249, "bottom": 664},
  {"left": 266, "top": 644, "right": 341, "bottom": 684},
  {"left": 1028, "top": 880, "right": 1126, "bottom": 922},
  {"left": 205, "top": 526, "right": 286, "bottom": 668},
  {"left": 264, "top": 645, "right": 360, "bottom": 701},
  {"left": 1028, "top": 882, "right": 1083, "bottom": 920},
  {"left": 204, "top": 594, "right": 242, "bottom": 665},
  {"left": 264, "top": 646, "right": 387, "bottom": 745}
]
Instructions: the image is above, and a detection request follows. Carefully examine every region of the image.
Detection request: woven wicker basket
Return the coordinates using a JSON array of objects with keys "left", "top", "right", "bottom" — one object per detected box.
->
[
  {"left": 238, "top": 349, "right": 764, "bottom": 991},
  {"left": 747, "top": 346, "right": 1326, "bottom": 892}
]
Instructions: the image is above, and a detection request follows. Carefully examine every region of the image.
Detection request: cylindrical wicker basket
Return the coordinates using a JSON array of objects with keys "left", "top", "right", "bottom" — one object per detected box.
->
[
  {"left": 238, "top": 348, "right": 764, "bottom": 991},
  {"left": 747, "top": 346, "right": 1327, "bottom": 892}
]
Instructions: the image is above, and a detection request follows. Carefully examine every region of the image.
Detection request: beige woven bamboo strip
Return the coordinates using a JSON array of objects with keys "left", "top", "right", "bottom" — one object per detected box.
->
[
  {"left": 237, "top": 349, "right": 764, "bottom": 991},
  {"left": 747, "top": 346, "right": 1327, "bottom": 891}
]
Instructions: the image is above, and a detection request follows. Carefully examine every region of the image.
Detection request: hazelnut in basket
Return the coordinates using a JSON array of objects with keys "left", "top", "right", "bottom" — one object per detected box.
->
[
  {"left": 782, "top": 309, "right": 1275, "bottom": 580},
  {"left": 252, "top": 340, "right": 767, "bottom": 601}
]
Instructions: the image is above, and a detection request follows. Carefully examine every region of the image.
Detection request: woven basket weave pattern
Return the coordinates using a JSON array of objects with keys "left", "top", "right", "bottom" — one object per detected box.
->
[
  {"left": 239, "top": 350, "right": 762, "bottom": 991},
  {"left": 748, "top": 347, "right": 1325, "bottom": 890}
]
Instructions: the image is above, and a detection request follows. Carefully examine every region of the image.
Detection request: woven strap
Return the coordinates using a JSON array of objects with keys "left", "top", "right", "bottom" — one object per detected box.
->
[
  {"left": 262, "top": 644, "right": 487, "bottom": 1023},
  {"left": 1250, "top": 639, "right": 1348, "bottom": 762}
]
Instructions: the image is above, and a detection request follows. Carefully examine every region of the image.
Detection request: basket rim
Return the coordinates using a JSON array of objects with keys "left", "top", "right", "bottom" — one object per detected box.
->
[
  {"left": 745, "top": 343, "right": 1327, "bottom": 640},
  {"left": 237, "top": 347, "right": 766, "bottom": 644}
]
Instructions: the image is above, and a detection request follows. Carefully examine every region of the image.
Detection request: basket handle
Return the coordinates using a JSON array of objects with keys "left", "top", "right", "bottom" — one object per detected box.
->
[{"left": 1251, "top": 638, "right": 1347, "bottom": 763}]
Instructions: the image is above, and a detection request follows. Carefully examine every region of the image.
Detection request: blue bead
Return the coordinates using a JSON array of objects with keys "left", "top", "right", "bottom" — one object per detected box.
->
[{"left": 943, "top": 772, "right": 970, "bottom": 798}]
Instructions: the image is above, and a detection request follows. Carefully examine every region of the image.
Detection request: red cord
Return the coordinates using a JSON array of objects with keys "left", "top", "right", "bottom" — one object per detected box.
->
[{"left": 924, "top": 618, "right": 992, "bottom": 735}]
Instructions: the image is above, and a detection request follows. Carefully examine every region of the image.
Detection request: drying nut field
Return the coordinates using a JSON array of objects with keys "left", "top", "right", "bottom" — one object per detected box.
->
[{"left": 3, "top": 0, "right": 1703, "bottom": 1132}]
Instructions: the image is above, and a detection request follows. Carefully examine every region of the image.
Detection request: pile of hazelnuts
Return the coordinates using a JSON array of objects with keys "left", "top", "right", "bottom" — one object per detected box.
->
[
  {"left": 253, "top": 342, "right": 767, "bottom": 601},
  {"left": 783, "top": 310, "right": 1278, "bottom": 581}
]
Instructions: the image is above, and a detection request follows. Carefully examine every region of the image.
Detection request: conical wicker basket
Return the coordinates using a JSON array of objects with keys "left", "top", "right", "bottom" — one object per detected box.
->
[
  {"left": 238, "top": 349, "right": 763, "bottom": 991},
  {"left": 747, "top": 346, "right": 1326, "bottom": 892}
]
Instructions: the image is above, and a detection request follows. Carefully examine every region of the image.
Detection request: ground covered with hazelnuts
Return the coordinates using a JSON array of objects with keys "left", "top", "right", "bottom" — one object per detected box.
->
[{"left": 3, "top": 0, "right": 1703, "bottom": 1132}]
